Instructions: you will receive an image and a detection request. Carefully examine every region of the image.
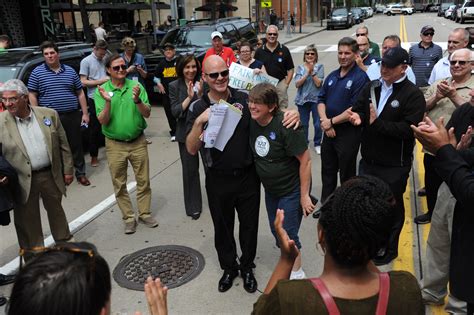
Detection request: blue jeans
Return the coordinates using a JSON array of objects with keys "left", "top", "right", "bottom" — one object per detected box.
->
[
  {"left": 297, "top": 102, "right": 322, "bottom": 146},
  {"left": 265, "top": 187, "right": 303, "bottom": 248}
]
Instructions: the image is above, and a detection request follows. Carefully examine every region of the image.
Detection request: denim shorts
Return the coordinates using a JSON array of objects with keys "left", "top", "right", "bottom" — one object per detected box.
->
[{"left": 265, "top": 187, "right": 303, "bottom": 249}]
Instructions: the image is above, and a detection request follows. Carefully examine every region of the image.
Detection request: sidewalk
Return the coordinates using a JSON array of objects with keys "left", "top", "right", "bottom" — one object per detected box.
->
[{"left": 267, "top": 21, "right": 327, "bottom": 45}]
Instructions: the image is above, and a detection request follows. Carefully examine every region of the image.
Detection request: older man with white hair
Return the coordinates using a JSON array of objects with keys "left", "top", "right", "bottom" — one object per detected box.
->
[{"left": 0, "top": 79, "right": 74, "bottom": 254}]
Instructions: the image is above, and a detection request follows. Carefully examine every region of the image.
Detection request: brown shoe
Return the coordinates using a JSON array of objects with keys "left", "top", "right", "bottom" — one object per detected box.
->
[
  {"left": 77, "top": 176, "right": 91, "bottom": 186},
  {"left": 138, "top": 216, "right": 159, "bottom": 228},
  {"left": 91, "top": 157, "right": 99, "bottom": 167},
  {"left": 146, "top": 138, "right": 152, "bottom": 145},
  {"left": 124, "top": 220, "right": 137, "bottom": 234}
]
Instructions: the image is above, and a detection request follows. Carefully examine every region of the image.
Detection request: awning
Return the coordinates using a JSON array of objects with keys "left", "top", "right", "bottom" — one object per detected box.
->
[{"left": 194, "top": 3, "right": 238, "bottom": 12}]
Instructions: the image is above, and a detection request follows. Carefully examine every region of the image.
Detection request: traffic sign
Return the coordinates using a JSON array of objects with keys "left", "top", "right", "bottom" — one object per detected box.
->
[{"left": 261, "top": 1, "right": 272, "bottom": 8}]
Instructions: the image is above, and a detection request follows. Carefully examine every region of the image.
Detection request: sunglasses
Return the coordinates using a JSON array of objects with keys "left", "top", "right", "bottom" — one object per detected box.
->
[
  {"left": 267, "top": 33, "right": 278, "bottom": 37},
  {"left": 356, "top": 33, "right": 367, "bottom": 37},
  {"left": 112, "top": 65, "right": 127, "bottom": 72},
  {"left": 423, "top": 32, "right": 434, "bottom": 36},
  {"left": 305, "top": 52, "right": 315, "bottom": 56},
  {"left": 450, "top": 60, "right": 470, "bottom": 66},
  {"left": 206, "top": 70, "right": 229, "bottom": 79},
  {"left": 19, "top": 245, "right": 95, "bottom": 270}
]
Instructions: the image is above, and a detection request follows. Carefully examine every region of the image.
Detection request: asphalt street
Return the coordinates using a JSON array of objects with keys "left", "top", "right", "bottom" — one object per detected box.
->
[{"left": 0, "top": 12, "right": 465, "bottom": 314}]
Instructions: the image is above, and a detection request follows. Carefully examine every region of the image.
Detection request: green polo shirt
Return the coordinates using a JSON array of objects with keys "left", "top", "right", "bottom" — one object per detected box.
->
[{"left": 94, "top": 79, "right": 149, "bottom": 140}]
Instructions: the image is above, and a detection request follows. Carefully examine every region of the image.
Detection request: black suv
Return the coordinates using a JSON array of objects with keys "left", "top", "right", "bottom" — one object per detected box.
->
[
  {"left": 145, "top": 17, "right": 257, "bottom": 73},
  {"left": 0, "top": 42, "right": 92, "bottom": 84},
  {"left": 327, "top": 8, "right": 354, "bottom": 30}
]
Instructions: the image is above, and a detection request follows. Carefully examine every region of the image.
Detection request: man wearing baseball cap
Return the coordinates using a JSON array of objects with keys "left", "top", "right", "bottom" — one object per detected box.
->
[
  {"left": 203, "top": 31, "right": 236, "bottom": 71},
  {"left": 348, "top": 46, "right": 426, "bottom": 265},
  {"left": 409, "top": 25, "right": 443, "bottom": 92}
]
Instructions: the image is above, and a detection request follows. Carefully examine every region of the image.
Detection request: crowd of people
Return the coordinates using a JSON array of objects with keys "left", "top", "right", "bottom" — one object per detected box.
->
[{"left": 1, "top": 21, "right": 474, "bottom": 314}]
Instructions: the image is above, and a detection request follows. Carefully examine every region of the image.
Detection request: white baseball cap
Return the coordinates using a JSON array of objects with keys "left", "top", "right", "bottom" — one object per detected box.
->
[{"left": 211, "top": 31, "right": 223, "bottom": 39}]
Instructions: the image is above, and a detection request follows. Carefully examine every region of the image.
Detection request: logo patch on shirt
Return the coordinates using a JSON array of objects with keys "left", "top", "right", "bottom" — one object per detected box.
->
[
  {"left": 346, "top": 80, "right": 353, "bottom": 89},
  {"left": 328, "top": 80, "right": 333, "bottom": 86},
  {"left": 390, "top": 100, "right": 400, "bottom": 108},
  {"left": 43, "top": 118, "right": 51, "bottom": 126},
  {"left": 426, "top": 62, "right": 430, "bottom": 67},
  {"left": 108, "top": 91, "right": 114, "bottom": 98},
  {"left": 278, "top": 58, "right": 283, "bottom": 63},
  {"left": 233, "top": 102, "right": 244, "bottom": 111},
  {"left": 269, "top": 131, "right": 276, "bottom": 140},
  {"left": 255, "top": 135, "right": 270, "bottom": 157}
]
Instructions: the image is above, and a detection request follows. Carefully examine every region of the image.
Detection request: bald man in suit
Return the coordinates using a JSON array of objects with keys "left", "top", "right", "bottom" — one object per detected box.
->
[{"left": 0, "top": 79, "right": 73, "bottom": 251}]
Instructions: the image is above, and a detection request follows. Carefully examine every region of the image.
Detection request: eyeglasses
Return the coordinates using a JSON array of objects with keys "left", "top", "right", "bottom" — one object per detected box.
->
[
  {"left": 356, "top": 33, "right": 367, "bottom": 37},
  {"left": 305, "top": 52, "right": 315, "bottom": 56},
  {"left": 111, "top": 65, "right": 127, "bottom": 72},
  {"left": 205, "top": 70, "right": 229, "bottom": 79},
  {"left": 267, "top": 33, "right": 278, "bottom": 37},
  {"left": 0, "top": 97, "right": 19, "bottom": 103},
  {"left": 450, "top": 60, "right": 471, "bottom": 66},
  {"left": 19, "top": 245, "right": 95, "bottom": 270},
  {"left": 423, "top": 32, "right": 434, "bottom": 37},
  {"left": 240, "top": 50, "right": 251, "bottom": 53}
]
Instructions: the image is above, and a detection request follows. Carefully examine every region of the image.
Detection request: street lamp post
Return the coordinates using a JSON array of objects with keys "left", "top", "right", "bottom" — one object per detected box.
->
[{"left": 286, "top": 0, "right": 291, "bottom": 37}]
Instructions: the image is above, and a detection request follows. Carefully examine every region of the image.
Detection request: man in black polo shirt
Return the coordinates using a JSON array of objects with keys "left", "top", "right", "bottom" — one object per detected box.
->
[
  {"left": 254, "top": 25, "right": 294, "bottom": 109},
  {"left": 186, "top": 55, "right": 298, "bottom": 294}
]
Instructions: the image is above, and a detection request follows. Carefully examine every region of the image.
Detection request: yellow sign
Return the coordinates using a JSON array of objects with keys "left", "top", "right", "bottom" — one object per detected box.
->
[{"left": 261, "top": 1, "right": 272, "bottom": 8}]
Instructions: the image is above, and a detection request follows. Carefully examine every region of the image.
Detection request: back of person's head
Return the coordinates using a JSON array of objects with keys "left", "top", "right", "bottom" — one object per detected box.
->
[
  {"left": 318, "top": 176, "right": 395, "bottom": 268},
  {"left": 95, "top": 39, "right": 108, "bottom": 50},
  {"left": 7, "top": 242, "right": 111, "bottom": 315}
]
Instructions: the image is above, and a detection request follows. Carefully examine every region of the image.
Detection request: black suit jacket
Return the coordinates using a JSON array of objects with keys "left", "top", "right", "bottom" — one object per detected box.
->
[
  {"left": 433, "top": 144, "right": 474, "bottom": 303},
  {"left": 169, "top": 78, "right": 199, "bottom": 143}
]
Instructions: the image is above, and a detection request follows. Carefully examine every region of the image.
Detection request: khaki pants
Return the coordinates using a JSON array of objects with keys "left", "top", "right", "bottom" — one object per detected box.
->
[
  {"left": 105, "top": 135, "right": 152, "bottom": 223},
  {"left": 422, "top": 183, "right": 467, "bottom": 314},
  {"left": 276, "top": 80, "right": 289, "bottom": 109},
  {"left": 14, "top": 170, "right": 71, "bottom": 250}
]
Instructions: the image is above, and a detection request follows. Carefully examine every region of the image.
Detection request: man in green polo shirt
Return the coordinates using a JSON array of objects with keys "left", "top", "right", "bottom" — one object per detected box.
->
[
  {"left": 95, "top": 53, "right": 158, "bottom": 234},
  {"left": 355, "top": 26, "right": 380, "bottom": 57}
]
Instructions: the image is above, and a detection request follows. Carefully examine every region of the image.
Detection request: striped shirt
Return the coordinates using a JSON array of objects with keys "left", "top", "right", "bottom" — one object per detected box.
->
[
  {"left": 408, "top": 42, "right": 443, "bottom": 88},
  {"left": 28, "top": 63, "right": 83, "bottom": 113}
]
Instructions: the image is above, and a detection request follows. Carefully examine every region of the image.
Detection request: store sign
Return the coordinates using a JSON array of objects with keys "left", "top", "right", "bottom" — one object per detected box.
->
[
  {"left": 39, "top": 0, "right": 55, "bottom": 37},
  {"left": 261, "top": 1, "right": 272, "bottom": 8}
]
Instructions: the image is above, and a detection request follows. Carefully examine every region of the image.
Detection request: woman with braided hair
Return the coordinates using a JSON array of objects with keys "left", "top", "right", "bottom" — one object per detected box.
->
[{"left": 253, "top": 175, "right": 424, "bottom": 314}]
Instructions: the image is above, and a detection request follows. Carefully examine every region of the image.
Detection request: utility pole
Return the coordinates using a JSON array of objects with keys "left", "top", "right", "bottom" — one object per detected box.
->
[{"left": 286, "top": 0, "right": 291, "bottom": 37}]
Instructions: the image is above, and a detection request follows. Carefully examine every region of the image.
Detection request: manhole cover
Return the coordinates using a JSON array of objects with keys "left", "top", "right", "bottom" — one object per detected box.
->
[{"left": 113, "top": 245, "right": 205, "bottom": 291}]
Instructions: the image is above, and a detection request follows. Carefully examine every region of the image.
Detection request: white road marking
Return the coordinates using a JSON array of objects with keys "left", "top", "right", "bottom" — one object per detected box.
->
[
  {"left": 0, "top": 181, "right": 137, "bottom": 275},
  {"left": 288, "top": 41, "right": 448, "bottom": 53}
]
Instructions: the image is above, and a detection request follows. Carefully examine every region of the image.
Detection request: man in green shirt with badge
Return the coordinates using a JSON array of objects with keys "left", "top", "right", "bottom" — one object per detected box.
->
[{"left": 95, "top": 54, "right": 158, "bottom": 234}]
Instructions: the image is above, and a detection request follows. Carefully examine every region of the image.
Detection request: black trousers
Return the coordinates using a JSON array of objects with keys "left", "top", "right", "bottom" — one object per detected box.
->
[
  {"left": 320, "top": 123, "right": 361, "bottom": 202},
  {"left": 59, "top": 110, "right": 85, "bottom": 178},
  {"left": 178, "top": 142, "right": 202, "bottom": 216},
  {"left": 467, "top": 303, "right": 474, "bottom": 315},
  {"left": 205, "top": 166, "right": 260, "bottom": 271},
  {"left": 359, "top": 159, "right": 411, "bottom": 256},
  {"left": 161, "top": 93, "right": 176, "bottom": 136},
  {"left": 424, "top": 153, "right": 443, "bottom": 215},
  {"left": 87, "top": 98, "right": 104, "bottom": 157}
]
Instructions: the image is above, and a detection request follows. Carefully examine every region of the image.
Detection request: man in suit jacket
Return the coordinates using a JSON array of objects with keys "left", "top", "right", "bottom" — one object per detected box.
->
[{"left": 0, "top": 79, "right": 73, "bottom": 252}]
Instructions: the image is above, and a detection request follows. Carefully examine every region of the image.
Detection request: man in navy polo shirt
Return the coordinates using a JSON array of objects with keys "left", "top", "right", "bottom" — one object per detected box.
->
[
  {"left": 317, "top": 37, "right": 369, "bottom": 203},
  {"left": 28, "top": 41, "right": 91, "bottom": 186},
  {"left": 254, "top": 25, "right": 294, "bottom": 109},
  {"left": 409, "top": 25, "right": 443, "bottom": 92}
]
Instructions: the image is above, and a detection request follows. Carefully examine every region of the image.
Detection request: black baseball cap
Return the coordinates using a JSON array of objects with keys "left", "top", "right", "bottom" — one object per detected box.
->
[{"left": 382, "top": 47, "right": 409, "bottom": 68}]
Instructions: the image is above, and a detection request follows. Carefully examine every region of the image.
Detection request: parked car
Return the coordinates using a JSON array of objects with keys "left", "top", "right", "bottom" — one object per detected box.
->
[
  {"left": 414, "top": 3, "right": 425, "bottom": 12},
  {"left": 362, "top": 7, "right": 374, "bottom": 17},
  {"left": 427, "top": 4, "right": 440, "bottom": 12},
  {"left": 351, "top": 8, "right": 365, "bottom": 24},
  {"left": 445, "top": 4, "right": 456, "bottom": 18},
  {"left": 384, "top": 4, "right": 414, "bottom": 15},
  {"left": 327, "top": 7, "right": 355, "bottom": 30},
  {"left": 456, "top": 1, "right": 474, "bottom": 23},
  {"left": 438, "top": 2, "right": 454, "bottom": 16},
  {"left": 375, "top": 4, "right": 386, "bottom": 13}
]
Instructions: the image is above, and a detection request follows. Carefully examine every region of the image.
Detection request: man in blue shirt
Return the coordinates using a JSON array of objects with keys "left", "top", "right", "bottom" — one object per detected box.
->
[
  {"left": 28, "top": 41, "right": 91, "bottom": 186},
  {"left": 409, "top": 25, "right": 443, "bottom": 91},
  {"left": 317, "top": 37, "right": 369, "bottom": 202}
]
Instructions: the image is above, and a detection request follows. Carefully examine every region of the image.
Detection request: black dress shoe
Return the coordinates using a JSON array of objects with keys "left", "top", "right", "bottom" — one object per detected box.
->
[
  {"left": 373, "top": 252, "right": 398, "bottom": 266},
  {"left": 414, "top": 213, "right": 432, "bottom": 225},
  {"left": 0, "top": 273, "right": 15, "bottom": 286},
  {"left": 0, "top": 296, "right": 6, "bottom": 307},
  {"left": 312, "top": 209, "right": 321, "bottom": 219},
  {"left": 241, "top": 269, "right": 258, "bottom": 293},
  {"left": 218, "top": 270, "right": 238, "bottom": 292},
  {"left": 191, "top": 212, "right": 201, "bottom": 220},
  {"left": 418, "top": 187, "right": 426, "bottom": 197}
]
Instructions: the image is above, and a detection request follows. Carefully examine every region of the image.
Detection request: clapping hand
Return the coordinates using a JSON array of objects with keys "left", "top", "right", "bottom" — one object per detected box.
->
[
  {"left": 97, "top": 86, "right": 111, "bottom": 102},
  {"left": 132, "top": 84, "right": 141, "bottom": 103}
]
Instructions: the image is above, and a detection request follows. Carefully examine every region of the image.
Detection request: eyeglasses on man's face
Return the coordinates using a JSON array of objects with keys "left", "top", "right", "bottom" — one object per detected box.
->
[
  {"left": 205, "top": 70, "right": 229, "bottom": 79},
  {"left": 267, "top": 33, "right": 278, "bottom": 37},
  {"left": 450, "top": 60, "right": 471, "bottom": 66},
  {"left": 356, "top": 33, "right": 367, "bottom": 37},
  {"left": 0, "top": 97, "right": 20, "bottom": 104}
]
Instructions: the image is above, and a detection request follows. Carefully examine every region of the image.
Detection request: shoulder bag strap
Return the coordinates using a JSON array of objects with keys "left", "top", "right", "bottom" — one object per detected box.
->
[
  {"left": 375, "top": 272, "right": 390, "bottom": 315},
  {"left": 309, "top": 278, "right": 341, "bottom": 315}
]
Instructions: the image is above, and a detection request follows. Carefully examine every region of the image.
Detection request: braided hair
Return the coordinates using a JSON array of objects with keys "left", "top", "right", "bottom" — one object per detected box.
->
[{"left": 319, "top": 175, "right": 395, "bottom": 268}]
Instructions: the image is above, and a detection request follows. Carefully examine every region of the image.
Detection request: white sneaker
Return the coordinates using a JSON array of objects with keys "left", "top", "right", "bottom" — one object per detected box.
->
[
  {"left": 170, "top": 136, "right": 176, "bottom": 142},
  {"left": 315, "top": 146, "right": 321, "bottom": 155},
  {"left": 290, "top": 268, "right": 306, "bottom": 280}
]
